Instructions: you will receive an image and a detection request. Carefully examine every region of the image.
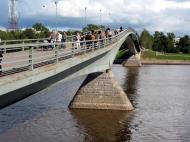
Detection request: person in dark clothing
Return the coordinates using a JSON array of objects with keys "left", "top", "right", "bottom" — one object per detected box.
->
[
  {"left": 120, "top": 26, "right": 123, "bottom": 32},
  {"left": 85, "top": 32, "right": 92, "bottom": 49},
  {"left": 98, "top": 30, "right": 103, "bottom": 48}
]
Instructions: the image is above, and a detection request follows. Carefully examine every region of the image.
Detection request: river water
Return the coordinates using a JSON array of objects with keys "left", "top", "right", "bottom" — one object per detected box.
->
[{"left": 0, "top": 65, "right": 190, "bottom": 142}]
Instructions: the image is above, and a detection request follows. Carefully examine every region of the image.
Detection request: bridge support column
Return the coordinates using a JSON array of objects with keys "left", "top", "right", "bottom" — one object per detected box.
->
[
  {"left": 70, "top": 70, "right": 133, "bottom": 110},
  {"left": 123, "top": 53, "right": 142, "bottom": 67}
]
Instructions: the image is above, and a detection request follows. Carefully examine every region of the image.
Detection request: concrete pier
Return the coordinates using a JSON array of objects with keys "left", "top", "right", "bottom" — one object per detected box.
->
[
  {"left": 70, "top": 70, "right": 133, "bottom": 110},
  {"left": 123, "top": 53, "right": 142, "bottom": 67}
]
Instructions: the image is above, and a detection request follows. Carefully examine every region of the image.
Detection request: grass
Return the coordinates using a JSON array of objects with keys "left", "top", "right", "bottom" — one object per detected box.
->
[
  {"left": 141, "top": 50, "right": 190, "bottom": 61},
  {"left": 116, "top": 50, "right": 129, "bottom": 59}
]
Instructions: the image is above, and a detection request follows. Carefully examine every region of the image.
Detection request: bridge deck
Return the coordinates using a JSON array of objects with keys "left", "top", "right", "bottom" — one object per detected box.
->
[
  {"left": 0, "top": 47, "right": 96, "bottom": 77},
  {"left": 0, "top": 29, "right": 138, "bottom": 78},
  {"left": 0, "top": 31, "right": 127, "bottom": 78}
]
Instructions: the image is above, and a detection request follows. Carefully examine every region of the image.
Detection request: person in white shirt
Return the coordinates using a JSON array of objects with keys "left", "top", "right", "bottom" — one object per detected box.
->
[
  {"left": 56, "top": 32, "right": 62, "bottom": 49},
  {"left": 56, "top": 32, "right": 62, "bottom": 43},
  {"left": 76, "top": 32, "right": 81, "bottom": 49}
]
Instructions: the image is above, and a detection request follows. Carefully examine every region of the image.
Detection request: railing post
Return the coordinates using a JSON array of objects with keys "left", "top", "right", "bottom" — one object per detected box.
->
[
  {"left": 4, "top": 42, "right": 6, "bottom": 54},
  {"left": 54, "top": 43, "right": 58, "bottom": 64},
  {"left": 22, "top": 41, "right": 25, "bottom": 51},
  {"left": 36, "top": 40, "right": 40, "bottom": 50},
  {"left": 29, "top": 46, "right": 34, "bottom": 71},
  {"left": 84, "top": 41, "right": 87, "bottom": 53},
  {"left": 104, "top": 39, "right": 107, "bottom": 47},
  {"left": 71, "top": 42, "right": 75, "bottom": 57},
  {"left": 92, "top": 42, "right": 94, "bottom": 51}
]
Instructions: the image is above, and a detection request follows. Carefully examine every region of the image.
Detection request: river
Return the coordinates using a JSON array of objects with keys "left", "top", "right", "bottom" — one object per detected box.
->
[{"left": 0, "top": 65, "right": 190, "bottom": 142}]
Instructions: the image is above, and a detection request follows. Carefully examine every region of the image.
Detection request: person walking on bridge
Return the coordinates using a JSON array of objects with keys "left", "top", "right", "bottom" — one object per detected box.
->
[
  {"left": 61, "top": 31, "right": 67, "bottom": 48},
  {"left": 120, "top": 26, "right": 123, "bottom": 32},
  {"left": 56, "top": 31, "right": 62, "bottom": 49},
  {"left": 48, "top": 30, "right": 57, "bottom": 50},
  {"left": 76, "top": 32, "right": 81, "bottom": 50}
]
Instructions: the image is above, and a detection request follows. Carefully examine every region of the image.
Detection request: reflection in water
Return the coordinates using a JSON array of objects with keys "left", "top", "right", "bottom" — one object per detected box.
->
[
  {"left": 124, "top": 67, "right": 139, "bottom": 106},
  {"left": 71, "top": 109, "right": 133, "bottom": 142},
  {"left": 113, "top": 66, "right": 139, "bottom": 142}
]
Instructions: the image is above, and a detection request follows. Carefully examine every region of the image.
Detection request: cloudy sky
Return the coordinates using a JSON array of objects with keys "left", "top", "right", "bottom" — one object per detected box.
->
[{"left": 0, "top": 0, "right": 190, "bottom": 35}]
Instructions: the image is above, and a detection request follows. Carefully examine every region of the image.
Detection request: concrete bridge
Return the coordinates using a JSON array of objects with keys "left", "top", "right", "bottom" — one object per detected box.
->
[{"left": 0, "top": 28, "right": 141, "bottom": 110}]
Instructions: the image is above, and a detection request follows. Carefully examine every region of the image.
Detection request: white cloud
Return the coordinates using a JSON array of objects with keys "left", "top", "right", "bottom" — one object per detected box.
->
[{"left": 1, "top": 0, "right": 190, "bottom": 35}]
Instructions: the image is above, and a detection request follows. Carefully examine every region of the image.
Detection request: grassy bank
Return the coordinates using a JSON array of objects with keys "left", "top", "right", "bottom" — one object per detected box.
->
[
  {"left": 142, "top": 50, "right": 190, "bottom": 61},
  {"left": 116, "top": 50, "right": 128, "bottom": 59}
]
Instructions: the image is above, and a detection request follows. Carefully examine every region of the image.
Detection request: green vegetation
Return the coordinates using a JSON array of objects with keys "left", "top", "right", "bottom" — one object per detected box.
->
[
  {"left": 0, "top": 23, "right": 50, "bottom": 40},
  {"left": 0, "top": 23, "right": 107, "bottom": 41},
  {"left": 140, "top": 29, "right": 153, "bottom": 49},
  {"left": 116, "top": 50, "right": 128, "bottom": 59},
  {"left": 142, "top": 50, "right": 190, "bottom": 60},
  {"left": 82, "top": 24, "right": 105, "bottom": 32},
  {"left": 140, "top": 29, "right": 190, "bottom": 54}
]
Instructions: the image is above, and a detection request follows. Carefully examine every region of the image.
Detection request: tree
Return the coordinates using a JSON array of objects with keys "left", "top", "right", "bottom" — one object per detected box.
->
[
  {"left": 166, "top": 32, "right": 177, "bottom": 53},
  {"left": 32, "top": 23, "right": 50, "bottom": 38},
  {"left": 0, "top": 30, "right": 15, "bottom": 40},
  {"left": 22, "top": 29, "right": 36, "bottom": 39},
  {"left": 11, "top": 31, "right": 27, "bottom": 39},
  {"left": 140, "top": 29, "right": 153, "bottom": 49},
  {"left": 152, "top": 31, "right": 168, "bottom": 52},
  {"left": 152, "top": 31, "right": 162, "bottom": 52},
  {"left": 178, "top": 35, "right": 190, "bottom": 53},
  {"left": 32, "top": 23, "right": 49, "bottom": 32},
  {"left": 82, "top": 24, "right": 105, "bottom": 32}
]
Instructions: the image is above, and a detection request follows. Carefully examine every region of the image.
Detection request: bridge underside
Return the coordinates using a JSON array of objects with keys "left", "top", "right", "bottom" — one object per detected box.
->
[{"left": 115, "top": 36, "right": 142, "bottom": 67}]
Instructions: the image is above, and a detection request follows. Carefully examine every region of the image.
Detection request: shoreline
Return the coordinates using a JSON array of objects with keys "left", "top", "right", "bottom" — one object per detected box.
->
[{"left": 141, "top": 59, "right": 190, "bottom": 65}]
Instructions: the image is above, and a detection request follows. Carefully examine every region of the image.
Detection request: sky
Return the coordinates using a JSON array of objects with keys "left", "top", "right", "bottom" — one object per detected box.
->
[{"left": 0, "top": 0, "right": 190, "bottom": 35}]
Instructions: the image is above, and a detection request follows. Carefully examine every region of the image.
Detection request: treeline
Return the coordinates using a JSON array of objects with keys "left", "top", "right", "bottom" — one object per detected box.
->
[
  {"left": 1, "top": 24, "right": 189, "bottom": 54},
  {"left": 0, "top": 23, "right": 50, "bottom": 40},
  {"left": 0, "top": 23, "right": 105, "bottom": 41},
  {"left": 140, "top": 29, "right": 190, "bottom": 53}
]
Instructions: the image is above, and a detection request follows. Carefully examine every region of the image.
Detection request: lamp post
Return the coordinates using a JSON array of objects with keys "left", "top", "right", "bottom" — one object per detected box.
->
[
  {"left": 108, "top": 12, "right": 111, "bottom": 27},
  {"left": 54, "top": 1, "right": 59, "bottom": 32},
  {"left": 99, "top": 9, "right": 102, "bottom": 27},
  {"left": 84, "top": 7, "right": 87, "bottom": 28}
]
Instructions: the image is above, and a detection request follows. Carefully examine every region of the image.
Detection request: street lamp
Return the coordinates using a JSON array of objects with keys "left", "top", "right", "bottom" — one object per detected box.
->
[
  {"left": 99, "top": 9, "right": 102, "bottom": 27},
  {"left": 108, "top": 12, "right": 111, "bottom": 26},
  {"left": 54, "top": 1, "right": 59, "bottom": 32},
  {"left": 84, "top": 7, "right": 87, "bottom": 28}
]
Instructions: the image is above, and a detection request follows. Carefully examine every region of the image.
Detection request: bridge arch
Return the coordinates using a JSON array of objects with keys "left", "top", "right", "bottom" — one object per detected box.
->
[
  {"left": 113, "top": 29, "right": 141, "bottom": 66},
  {"left": 119, "top": 29, "right": 141, "bottom": 55}
]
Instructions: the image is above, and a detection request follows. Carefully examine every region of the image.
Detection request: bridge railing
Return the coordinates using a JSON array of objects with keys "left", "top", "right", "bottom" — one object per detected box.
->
[
  {"left": 0, "top": 35, "right": 76, "bottom": 51},
  {"left": 0, "top": 29, "right": 128, "bottom": 74}
]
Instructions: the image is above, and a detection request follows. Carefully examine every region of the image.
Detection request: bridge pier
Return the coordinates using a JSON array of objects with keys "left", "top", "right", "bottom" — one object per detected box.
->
[
  {"left": 70, "top": 70, "right": 133, "bottom": 110},
  {"left": 123, "top": 53, "right": 142, "bottom": 67}
]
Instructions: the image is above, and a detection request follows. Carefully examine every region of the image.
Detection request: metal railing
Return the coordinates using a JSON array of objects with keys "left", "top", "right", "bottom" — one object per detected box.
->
[{"left": 0, "top": 29, "right": 129, "bottom": 76}]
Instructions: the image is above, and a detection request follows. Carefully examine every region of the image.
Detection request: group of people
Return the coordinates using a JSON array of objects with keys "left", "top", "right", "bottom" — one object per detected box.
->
[
  {"left": 46, "top": 26, "right": 123, "bottom": 50},
  {"left": 47, "top": 30, "right": 67, "bottom": 49},
  {"left": 73, "top": 30, "right": 106, "bottom": 50},
  {"left": 72, "top": 26, "right": 123, "bottom": 49}
]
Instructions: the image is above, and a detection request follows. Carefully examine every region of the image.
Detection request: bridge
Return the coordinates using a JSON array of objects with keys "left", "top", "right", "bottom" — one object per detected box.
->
[{"left": 0, "top": 28, "right": 141, "bottom": 110}]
